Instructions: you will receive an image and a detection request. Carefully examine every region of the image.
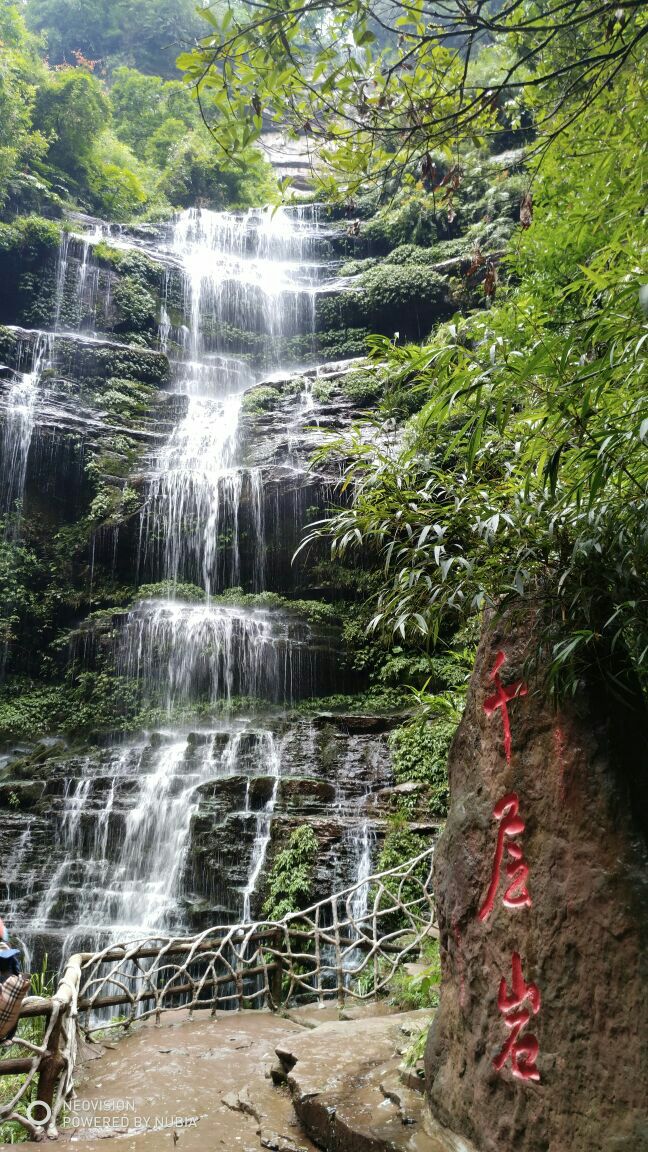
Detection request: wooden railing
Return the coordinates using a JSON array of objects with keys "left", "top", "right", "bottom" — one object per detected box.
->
[{"left": 0, "top": 846, "right": 436, "bottom": 1140}]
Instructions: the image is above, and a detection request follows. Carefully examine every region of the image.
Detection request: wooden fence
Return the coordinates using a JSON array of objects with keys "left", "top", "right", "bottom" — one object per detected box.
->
[{"left": 0, "top": 845, "right": 436, "bottom": 1140}]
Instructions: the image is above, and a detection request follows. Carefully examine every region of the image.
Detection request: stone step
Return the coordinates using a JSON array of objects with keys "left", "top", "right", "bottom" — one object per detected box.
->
[{"left": 274, "top": 1011, "right": 479, "bottom": 1152}]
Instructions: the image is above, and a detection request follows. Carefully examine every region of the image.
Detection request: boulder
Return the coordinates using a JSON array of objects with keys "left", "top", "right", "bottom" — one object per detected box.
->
[{"left": 425, "top": 608, "right": 648, "bottom": 1151}]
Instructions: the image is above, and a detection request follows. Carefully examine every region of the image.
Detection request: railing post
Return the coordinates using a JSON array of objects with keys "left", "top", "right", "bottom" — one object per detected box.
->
[
  {"left": 36, "top": 1005, "right": 65, "bottom": 1125},
  {"left": 331, "top": 899, "right": 345, "bottom": 1011},
  {"left": 269, "top": 929, "right": 283, "bottom": 1010}
]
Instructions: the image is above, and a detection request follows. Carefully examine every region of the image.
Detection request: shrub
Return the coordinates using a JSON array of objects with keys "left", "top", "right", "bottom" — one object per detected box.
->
[
  {"left": 262, "top": 825, "right": 319, "bottom": 920},
  {"left": 389, "top": 721, "right": 451, "bottom": 817}
]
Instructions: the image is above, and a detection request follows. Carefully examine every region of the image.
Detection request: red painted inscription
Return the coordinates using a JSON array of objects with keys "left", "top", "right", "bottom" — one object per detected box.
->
[
  {"left": 483, "top": 650, "right": 528, "bottom": 764},
  {"left": 478, "top": 792, "right": 532, "bottom": 922},
  {"left": 493, "top": 951, "right": 541, "bottom": 1082}
]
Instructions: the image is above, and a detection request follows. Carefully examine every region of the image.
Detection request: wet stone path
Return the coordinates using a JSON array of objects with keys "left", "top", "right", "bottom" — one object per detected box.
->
[{"left": 53, "top": 1009, "right": 318, "bottom": 1151}]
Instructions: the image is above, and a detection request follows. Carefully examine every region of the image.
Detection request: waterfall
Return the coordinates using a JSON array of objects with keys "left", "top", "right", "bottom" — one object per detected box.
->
[
  {"left": 24, "top": 727, "right": 287, "bottom": 953},
  {"left": 349, "top": 819, "right": 375, "bottom": 925},
  {"left": 0, "top": 333, "right": 53, "bottom": 535},
  {"left": 1, "top": 203, "right": 382, "bottom": 968},
  {"left": 140, "top": 391, "right": 243, "bottom": 593},
  {"left": 53, "top": 223, "right": 108, "bottom": 334},
  {"left": 138, "top": 205, "right": 328, "bottom": 593}
]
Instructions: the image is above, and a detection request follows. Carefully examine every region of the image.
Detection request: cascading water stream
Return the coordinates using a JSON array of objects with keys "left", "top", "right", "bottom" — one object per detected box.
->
[
  {"left": 0, "top": 333, "right": 53, "bottom": 534},
  {"left": 242, "top": 733, "right": 282, "bottom": 921},
  {"left": 349, "top": 818, "right": 375, "bottom": 925}
]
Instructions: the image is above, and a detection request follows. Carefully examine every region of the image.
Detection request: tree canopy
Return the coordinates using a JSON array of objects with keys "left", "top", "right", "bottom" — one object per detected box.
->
[
  {"left": 180, "top": 0, "right": 647, "bottom": 194},
  {"left": 0, "top": 2, "right": 276, "bottom": 219},
  {"left": 25, "top": 0, "right": 204, "bottom": 78}
]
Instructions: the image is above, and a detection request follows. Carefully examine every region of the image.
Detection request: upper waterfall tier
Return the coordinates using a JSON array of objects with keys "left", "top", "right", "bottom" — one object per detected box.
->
[
  {"left": 47, "top": 205, "right": 346, "bottom": 379},
  {"left": 168, "top": 206, "right": 331, "bottom": 356},
  {"left": 112, "top": 599, "right": 333, "bottom": 706}
]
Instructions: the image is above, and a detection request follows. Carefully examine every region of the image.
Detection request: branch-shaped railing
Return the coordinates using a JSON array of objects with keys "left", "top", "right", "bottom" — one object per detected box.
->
[{"left": 0, "top": 846, "right": 435, "bottom": 1141}]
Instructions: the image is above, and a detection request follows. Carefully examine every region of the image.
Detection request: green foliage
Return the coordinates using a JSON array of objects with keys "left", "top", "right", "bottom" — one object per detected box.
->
[
  {"left": 294, "top": 687, "right": 410, "bottom": 716},
  {"left": 0, "top": 3, "right": 48, "bottom": 213},
  {"left": 374, "top": 818, "right": 431, "bottom": 931},
  {"left": 206, "top": 588, "right": 340, "bottom": 628},
  {"left": 340, "top": 368, "right": 385, "bottom": 406},
  {"left": 262, "top": 825, "right": 319, "bottom": 920},
  {"left": 0, "top": 214, "right": 60, "bottom": 256},
  {"left": 159, "top": 130, "right": 277, "bottom": 210},
  {"left": 241, "top": 386, "right": 281, "bottom": 415},
  {"left": 113, "top": 275, "right": 157, "bottom": 333},
  {"left": 389, "top": 936, "right": 441, "bottom": 1011},
  {"left": 110, "top": 67, "right": 195, "bottom": 159},
  {"left": 389, "top": 720, "right": 452, "bottom": 816},
  {"left": 0, "top": 3, "right": 276, "bottom": 222},
  {"left": 0, "top": 673, "right": 143, "bottom": 744},
  {"left": 180, "top": 0, "right": 645, "bottom": 199},
  {"left": 99, "top": 377, "right": 157, "bottom": 421},
  {"left": 0, "top": 538, "right": 43, "bottom": 649},
  {"left": 318, "top": 263, "right": 450, "bottom": 339},
  {"left": 135, "top": 582, "right": 206, "bottom": 603},
  {"left": 84, "top": 131, "right": 159, "bottom": 219},
  {"left": 362, "top": 193, "right": 438, "bottom": 255},
  {"left": 304, "top": 75, "right": 648, "bottom": 696}
]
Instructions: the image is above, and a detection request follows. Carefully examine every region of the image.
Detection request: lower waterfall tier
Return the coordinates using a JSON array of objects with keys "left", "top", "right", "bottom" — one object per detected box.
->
[{"left": 0, "top": 713, "right": 426, "bottom": 970}]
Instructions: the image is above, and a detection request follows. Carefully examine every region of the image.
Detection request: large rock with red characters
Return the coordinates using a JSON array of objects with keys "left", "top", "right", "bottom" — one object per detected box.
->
[{"left": 425, "top": 608, "right": 648, "bottom": 1151}]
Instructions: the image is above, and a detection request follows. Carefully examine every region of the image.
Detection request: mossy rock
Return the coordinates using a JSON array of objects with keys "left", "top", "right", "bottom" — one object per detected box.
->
[
  {"left": 241, "top": 385, "right": 282, "bottom": 414},
  {"left": 317, "top": 264, "right": 451, "bottom": 340},
  {"left": 113, "top": 275, "right": 157, "bottom": 334}
]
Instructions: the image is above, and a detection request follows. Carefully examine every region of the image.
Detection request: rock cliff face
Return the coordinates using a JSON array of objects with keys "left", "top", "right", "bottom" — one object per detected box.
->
[{"left": 425, "top": 608, "right": 648, "bottom": 1152}]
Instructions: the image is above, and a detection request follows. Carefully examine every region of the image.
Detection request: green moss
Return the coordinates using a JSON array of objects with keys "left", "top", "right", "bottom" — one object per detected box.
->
[
  {"left": 135, "top": 582, "right": 206, "bottom": 603},
  {"left": 241, "top": 385, "right": 282, "bottom": 414},
  {"left": 294, "top": 687, "right": 410, "bottom": 715},
  {"left": 340, "top": 256, "right": 379, "bottom": 276},
  {"left": 208, "top": 588, "right": 340, "bottom": 626},
  {"left": 340, "top": 368, "right": 385, "bottom": 406},
  {"left": 92, "top": 240, "right": 124, "bottom": 268},
  {"left": 317, "top": 264, "right": 450, "bottom": 339},
  {"left": 0, "top": 674, "right": 140, "bottom": 745},
  {"left": 0, "top": 216, "right": 62, "bottom": 327},
  {"left": 98, "top": 376, "right": 157, "bottom": 420},
  {"left": 113, "top": 274, "right": 157, "bottom": 333}
]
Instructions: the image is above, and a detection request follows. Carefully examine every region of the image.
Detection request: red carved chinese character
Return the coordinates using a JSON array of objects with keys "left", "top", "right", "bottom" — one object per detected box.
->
[
  {"left": 493, "top": 952, "right": 541, "bottom": 1081},
  {"left": 483, "top": 650, "right": 528, "bottom": 764},
  {"left": 478, "top": 792, "right": 531, "bottom": 922}
]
